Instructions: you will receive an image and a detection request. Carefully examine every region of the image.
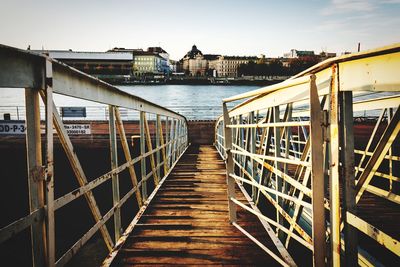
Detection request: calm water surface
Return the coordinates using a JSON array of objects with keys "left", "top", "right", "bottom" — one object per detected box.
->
[{"left": 0, "top": 85, "right": 259, "bottom": 120}]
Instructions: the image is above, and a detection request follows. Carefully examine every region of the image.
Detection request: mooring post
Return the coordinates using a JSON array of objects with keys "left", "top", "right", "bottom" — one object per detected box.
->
[
  {"left": 223, "top": 102, "right": 237, "bottom": 222},
  {"left": 310, "top": 75, "right": 327, "bottom": 267},
  {"left": 25, "top": 88, "right": 46, "bottom": 267},
  {"left": 108, "top": 105, "right": 121, "bottom": 241}
]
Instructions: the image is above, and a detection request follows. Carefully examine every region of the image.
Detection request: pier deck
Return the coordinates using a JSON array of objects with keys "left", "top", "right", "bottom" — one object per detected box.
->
[{"left": 110, "top": 145, "right": 281, "bottom": 266}]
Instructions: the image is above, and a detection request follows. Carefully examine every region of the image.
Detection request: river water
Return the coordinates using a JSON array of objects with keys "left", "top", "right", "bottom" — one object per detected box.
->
[{"left": 0, "top": 85, "right": 259, "bottom": 120}]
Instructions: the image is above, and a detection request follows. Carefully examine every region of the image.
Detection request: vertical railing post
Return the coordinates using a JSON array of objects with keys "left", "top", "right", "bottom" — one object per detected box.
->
[
  {"left": 273, "top": 105, "right": 283, "bottom": 237},
  {"left": 250, "top": 112, "right": 257, "bottom": 201},
  {"left": 329, "top": 64, "right": 341, "bottom": 267},
  {"left": 25, "top": 88, "right": 46, "bottom": 267},
  {"left": 239, "top": 115, "right": 244, "bottom": 176},
  {"left": 156, "top": 114, "right": 161, "bottom": 178},
  {"left": 115, "top": 108, "right": 142, "bottom": 207},
  {"left": 165, "top": 116, "right": 169, "bottom": 168},
  {"left": 341, "top": 91, "right": 358, "bottom": 266},
  {"left": 177, "top": 120, "right": 182, "bottom": 155},
  {"left": 174, "top": 120, "right": 179, "bottom": 163},
  {"left": 169, "top": 119, "right": 175, "bottom": 167},
  {"left": 310, "top": 75, "right": 327, "bottom": 267},
  {"left": 45, "top": 60, "right": 55, "bottom": 267},
  {"left": 140, "top": 111, "right": 147, "bottom": 201},
  {"left": 176, "top": 120, "right": 181, "bottom": 160},
  {"left": 223, "top": 102, "right": 237, "bottom": 222},
  {"left": 108, "top": 105, "right": 121, "bottom": 241},
  {"left": 172, "top": 119, "right": 177, "bottom": 163},
  {"left": 143, "top": 115, "right": 159, "bottom": 185}
]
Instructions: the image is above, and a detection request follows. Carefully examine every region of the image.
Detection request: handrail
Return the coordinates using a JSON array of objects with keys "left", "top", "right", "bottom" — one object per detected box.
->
[
  {"left": 0, "top": 44, "right": 185, "bottom": 120},
  {"left": 0, "top": 44, "right": 189, "bottom": 267},
  {"left": 215, "top": 43, "right": 400, "bottom": 266}
]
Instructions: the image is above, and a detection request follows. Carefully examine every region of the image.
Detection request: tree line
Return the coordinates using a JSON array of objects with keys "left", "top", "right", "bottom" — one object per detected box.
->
[{"left": 238, "top": 56, "right": 320, "bottom": 77}]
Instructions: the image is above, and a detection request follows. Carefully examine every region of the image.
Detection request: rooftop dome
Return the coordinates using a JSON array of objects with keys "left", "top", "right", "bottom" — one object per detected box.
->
[{"left": 184, "top": 44, "right": 203, "bottom": 59}]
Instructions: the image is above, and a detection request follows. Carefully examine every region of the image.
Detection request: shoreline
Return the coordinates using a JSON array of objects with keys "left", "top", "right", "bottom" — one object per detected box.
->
[{"left": 102, "top": 78, "right": 287, "bottom": 86}]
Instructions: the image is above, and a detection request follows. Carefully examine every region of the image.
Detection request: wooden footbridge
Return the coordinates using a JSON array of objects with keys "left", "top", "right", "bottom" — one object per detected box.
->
[{"left": 0, "top": 44, "right": 399, "bottom": 267}]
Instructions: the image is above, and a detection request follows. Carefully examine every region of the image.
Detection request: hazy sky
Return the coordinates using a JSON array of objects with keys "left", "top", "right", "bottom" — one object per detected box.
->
[{"left": 1, "top": 0, "right": 399, "bottom": 60}]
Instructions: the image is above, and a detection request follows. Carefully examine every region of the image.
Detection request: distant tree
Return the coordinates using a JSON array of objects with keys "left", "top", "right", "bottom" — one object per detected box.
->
[
  {"left": 288, "top": 56, "right": 319, "bottom": 75},
  {"left": 238, "top": 57, "right": 320, "bottom": 77}
]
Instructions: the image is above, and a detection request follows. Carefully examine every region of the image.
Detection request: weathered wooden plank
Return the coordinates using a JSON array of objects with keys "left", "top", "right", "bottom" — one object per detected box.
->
[{"left": 108, "top": 144, "right": 285, "bottom": 266}]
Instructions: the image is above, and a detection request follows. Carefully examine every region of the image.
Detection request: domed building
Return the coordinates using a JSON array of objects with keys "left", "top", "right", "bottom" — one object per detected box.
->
[
  {"left": 180, "top": 44, "right": 259, "bottom": 78},
  {"left": 182, "top": 45, "right": 208, "bottom": 76}
]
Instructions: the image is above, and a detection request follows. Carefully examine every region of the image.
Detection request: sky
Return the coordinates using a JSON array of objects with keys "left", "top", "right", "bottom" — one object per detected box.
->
[{"left": 0, "top": 0, "right": 399, "bottom": 60}]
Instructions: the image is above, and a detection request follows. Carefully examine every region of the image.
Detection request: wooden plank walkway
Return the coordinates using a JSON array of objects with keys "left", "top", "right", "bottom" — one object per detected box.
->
[{"left": 111, "top": 145, "right": 281, "bottom": 266}]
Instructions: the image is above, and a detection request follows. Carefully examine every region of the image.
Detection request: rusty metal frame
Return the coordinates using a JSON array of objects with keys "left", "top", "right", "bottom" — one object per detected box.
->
[
  {"left": 0, "top": 44, "right": 188, "bottom": 267},
  {"left": 215, "top": 43, "right": 400, "bottom": 266}
]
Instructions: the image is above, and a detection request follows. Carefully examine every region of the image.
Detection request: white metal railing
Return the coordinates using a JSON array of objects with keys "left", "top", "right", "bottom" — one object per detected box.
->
[
  {"left": 215, "top": 43, "right": 400, "bottom": 266},
  {"left": 0, "top": 44, "right": 189, "bottom": 267},
  {"left": 0, "top": 105, "right": 225, "bottom": 121}
]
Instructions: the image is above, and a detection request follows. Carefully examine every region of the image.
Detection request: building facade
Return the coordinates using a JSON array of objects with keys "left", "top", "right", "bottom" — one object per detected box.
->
[
  {"left": 181, "top": 45, "right": 259, "bottom": 78},
  {"left": 35, "top": 50, "right": 133, "bottom": 77},
  {"left": 212, "top": 56, "right": 258, "bottom": 77},
  {"left": 181, "top": 45, "right": 208, "bottom": 76},
  {"left": 132, "top": 51, "right": 166, "bottom": 77},
  {"left": 284, "top": 49, "right": 315, "bottom": 58},
  {"left": 110, "top": 47, "right": 170, "bottom": 77}
]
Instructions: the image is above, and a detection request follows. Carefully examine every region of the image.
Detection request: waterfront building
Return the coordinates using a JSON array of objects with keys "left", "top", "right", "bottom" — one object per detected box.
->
[
  {"left": 213, "top": 55, "right": 258, "bottom": 78},
  {"left": 33, "top": 50, "right": 133, "bottom": 77},
  {"left": 182, "top": 45, "right": 209, "bottom": 76},
  {"left": 284, "top": 49, "right": 315, "bottom": 58},
  {"left": 169, "top": 59, "right": 178, "bottom": 73},
  {"left": 181, "top": 45, "right": 259, "bottom": 78},
  {"left": 110, "top": 47, "right": 171, "bottom": 77},
  {"left": 319, "top": 51, "right": 337, "bottom": 59},
  {"left": 132, "top": 51, "right": 167, "bottom": 77},
  {"left": 148, "top": 47, "right": 171, "bottom": 75}
]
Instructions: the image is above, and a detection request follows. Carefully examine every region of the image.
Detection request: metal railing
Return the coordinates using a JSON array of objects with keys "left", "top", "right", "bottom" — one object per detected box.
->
[
  {"left": 215, "top": 43, "right": 400, "bottom": 266},
  {"left": 0, "top": 105, "right": 225, "bottom": 121},
  {"left": 0, "top": 44, "right": 189, "bottom": 267}
]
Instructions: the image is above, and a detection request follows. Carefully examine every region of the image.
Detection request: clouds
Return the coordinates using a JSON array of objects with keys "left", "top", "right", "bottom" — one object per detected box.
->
[{"left": 322, "top": 0, "right": 400, "bottom": 15}]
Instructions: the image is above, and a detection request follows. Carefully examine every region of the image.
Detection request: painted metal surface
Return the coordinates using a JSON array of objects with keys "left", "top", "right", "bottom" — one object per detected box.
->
[
  {"left": 215, "top": 43, "right": 400, "bottom": 266},
  {"left": 0, "top": 44, "right": 188, "bottom": 267}
]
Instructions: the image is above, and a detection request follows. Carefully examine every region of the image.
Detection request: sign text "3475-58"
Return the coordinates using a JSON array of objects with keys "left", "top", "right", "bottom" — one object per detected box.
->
[{"left": 0, "top": 122, "right": 91, "bottom": 135}]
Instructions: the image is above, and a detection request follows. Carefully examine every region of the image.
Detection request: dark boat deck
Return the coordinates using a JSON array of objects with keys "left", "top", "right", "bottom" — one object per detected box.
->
[{"left": 110, "top": 145, "right": 281, "bottom": 266}]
